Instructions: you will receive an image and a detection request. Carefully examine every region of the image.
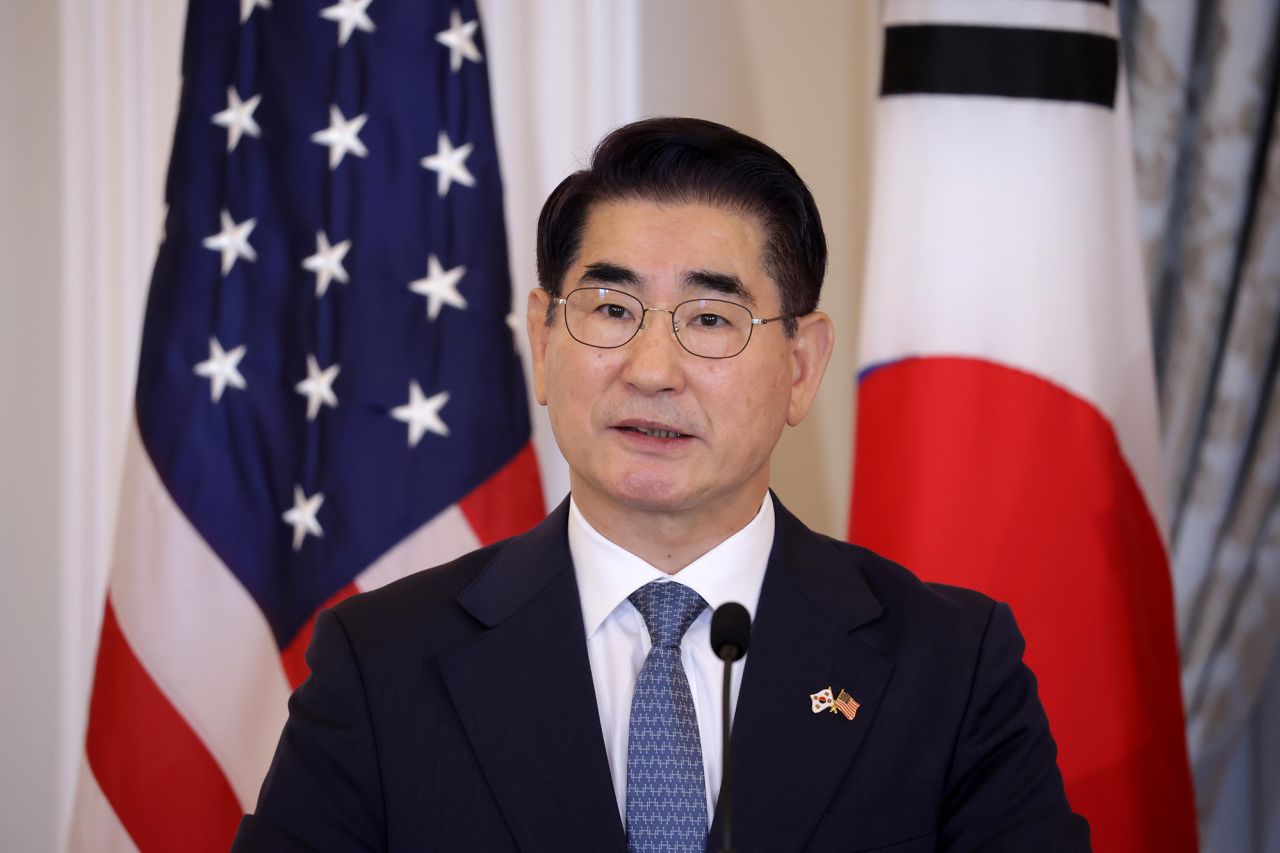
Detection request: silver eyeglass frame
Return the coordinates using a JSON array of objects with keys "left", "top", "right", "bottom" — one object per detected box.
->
[{"left": 552, "top": 286, "right": 791, "bottom": 360}]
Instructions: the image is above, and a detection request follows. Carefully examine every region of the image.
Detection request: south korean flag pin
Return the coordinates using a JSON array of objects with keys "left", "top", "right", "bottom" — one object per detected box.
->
[{"left": 810, "top": 686, "right": 835, "bottom": 714}]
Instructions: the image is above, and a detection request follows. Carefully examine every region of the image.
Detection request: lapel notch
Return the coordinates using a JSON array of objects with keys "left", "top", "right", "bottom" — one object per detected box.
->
[{"left": 440, "top": 500, "right": 627, "bottom": 852}]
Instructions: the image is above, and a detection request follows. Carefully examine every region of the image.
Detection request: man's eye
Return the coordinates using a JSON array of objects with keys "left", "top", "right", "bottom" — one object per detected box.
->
[
  {"left": 596, "top": 302, "right": 634, "bottom": 320},
  {"left": 693, "top": 313, "right": 730, "bottom": 328}
]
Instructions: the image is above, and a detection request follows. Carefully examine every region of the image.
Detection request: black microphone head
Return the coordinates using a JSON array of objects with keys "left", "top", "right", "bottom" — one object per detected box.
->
[{"left": 711, "top": 602, "right": 751, "bottom": 662}]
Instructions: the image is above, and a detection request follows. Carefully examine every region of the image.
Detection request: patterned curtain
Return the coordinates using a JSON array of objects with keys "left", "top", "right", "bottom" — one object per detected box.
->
[{"left": 1121, "top": 1, "right": 1280, "bottom": 848}]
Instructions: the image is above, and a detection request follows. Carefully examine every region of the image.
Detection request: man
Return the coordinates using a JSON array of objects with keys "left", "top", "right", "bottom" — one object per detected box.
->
[{"left": 233, "top": 117, "right": 1089, "bottom": 852}]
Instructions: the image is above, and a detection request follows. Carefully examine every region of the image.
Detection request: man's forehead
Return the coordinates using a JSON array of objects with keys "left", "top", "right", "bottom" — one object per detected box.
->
[
  {"left": 579, "top": 197, "right": 764, "bottom": 239},
  {"left": 573, "top": 199, "right": 774, "bottom": 305}
]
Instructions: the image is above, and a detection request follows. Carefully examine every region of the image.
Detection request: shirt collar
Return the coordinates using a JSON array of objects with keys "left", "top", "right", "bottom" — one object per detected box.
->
[{"left": 569, "top": 493, "right": 775, "bottom": 638}]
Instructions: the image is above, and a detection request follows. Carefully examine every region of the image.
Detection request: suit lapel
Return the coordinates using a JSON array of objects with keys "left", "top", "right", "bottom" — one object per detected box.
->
[
  {"left": 439, "top": 500, "right": 627, "bottom": 853},
  {"left": 711, "top": 498, "right": 893, "bottom": 853}
]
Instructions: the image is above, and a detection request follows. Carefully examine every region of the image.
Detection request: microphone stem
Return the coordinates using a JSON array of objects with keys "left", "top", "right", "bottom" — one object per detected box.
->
[{"left": 719, "top": 649, "right": 734, "bottom": 853}]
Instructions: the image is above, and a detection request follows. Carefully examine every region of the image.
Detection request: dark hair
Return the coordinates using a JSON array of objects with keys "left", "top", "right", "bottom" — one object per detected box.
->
[{"left": 535, "top": 117, "right": 827, "bottom": 335}]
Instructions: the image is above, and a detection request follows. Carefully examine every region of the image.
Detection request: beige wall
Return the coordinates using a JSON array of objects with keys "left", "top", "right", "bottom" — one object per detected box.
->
[
  {"left": 638, "top": 0, "right": 882, "bottom": 536},
  {"left": 0, "top": 4, "right": 64, "bottom": 851}
]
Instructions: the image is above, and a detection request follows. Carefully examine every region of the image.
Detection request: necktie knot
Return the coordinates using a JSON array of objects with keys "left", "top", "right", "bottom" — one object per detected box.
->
[{"left": 629, "top": 581, "right": 707, "bottom": 649}]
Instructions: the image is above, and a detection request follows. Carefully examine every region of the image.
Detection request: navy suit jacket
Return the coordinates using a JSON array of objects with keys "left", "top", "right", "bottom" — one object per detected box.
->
[{"left": 233, "top": 496, "right": 1089, "bottom": 851}]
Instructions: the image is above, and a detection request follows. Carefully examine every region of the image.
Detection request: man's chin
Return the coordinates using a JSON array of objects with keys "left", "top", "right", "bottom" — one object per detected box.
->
[
  {"left": 588, "top": 472, "right": 703, "bottom": 515},
  {"left": 610, "top": 486, "right": 696, "bottom": 514}
]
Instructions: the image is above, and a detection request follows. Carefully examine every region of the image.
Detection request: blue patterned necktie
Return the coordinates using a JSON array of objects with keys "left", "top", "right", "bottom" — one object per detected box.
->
[{"left": 625, "top": 580, "right": 709, "bottom": 853}]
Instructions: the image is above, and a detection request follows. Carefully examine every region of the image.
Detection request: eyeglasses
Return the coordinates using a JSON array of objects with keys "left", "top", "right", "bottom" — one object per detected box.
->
[{"left": 553, "top": 287, "right": 791, "bottom": 359}]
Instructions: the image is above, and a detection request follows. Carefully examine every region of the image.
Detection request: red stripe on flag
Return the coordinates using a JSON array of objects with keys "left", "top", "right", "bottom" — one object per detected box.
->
[
  {"left": 281, "top": 583, "right": 358, "bottom": 690},
  {"left": 460, "top": 441, "right": 545, "bottom": 545},
  {"left": 850, "top": 356, "right": 1195, "bottom": 851},
  {"left": 86, "top": 598, "right": 242, "bottom": 851}
]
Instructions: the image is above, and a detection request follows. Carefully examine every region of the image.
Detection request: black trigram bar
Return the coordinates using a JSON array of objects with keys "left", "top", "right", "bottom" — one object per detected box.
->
[{"left": 881, "top": 25, "right": 1119, "bottom": 108}]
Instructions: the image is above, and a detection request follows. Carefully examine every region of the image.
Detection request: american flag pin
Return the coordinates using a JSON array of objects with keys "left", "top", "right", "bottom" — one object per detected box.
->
[{"left": 833, "top": 689, "right": 861, "bottom": 720}]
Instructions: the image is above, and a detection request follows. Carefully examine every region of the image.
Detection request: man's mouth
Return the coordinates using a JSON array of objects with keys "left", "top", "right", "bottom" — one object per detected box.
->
[
  {"left": 625, "top": 426, "right": 685, "bottom": 439},
  {"left": 613, "top": 421, "right": 693, "bottom": 440}
]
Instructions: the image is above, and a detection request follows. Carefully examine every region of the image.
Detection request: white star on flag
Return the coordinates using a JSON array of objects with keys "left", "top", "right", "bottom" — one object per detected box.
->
[
  {"left": 420, "top": 131, "right": 475, "bottom": 197},
  {"left": 202, "top": 210, "right": 257, "bottom": 276},
  {"left": 302, "top": 231, "right": 352, "bottom": 296},
  {"left": 409, "top": 254, "right": 467, "bottom": 320},
  {"left": 391, "top": 381, "right": 450, "bottom": 447},
  {"left": 193, "top": 337, "right": 247, "bottom": 403},
  {"left": 295, "top": 355, "right": 340, "bottom": 421},
  {"left": 211, "top": 87, "right": 262, "bottom": 152},
  {"left": 320, "top": 0, "right": 375, "bottom": 47},
  {"left": 311, "top": 105, "right": 369, "bottom": 170},
  {"left": 435, "top": 9, "right": 482, "bottom": 73},
  {"left": 282, "top": 485, "right": 324, "bottom": 551},
  {"left": 240, "top": 0, "right": 271, "bottom": 24}
]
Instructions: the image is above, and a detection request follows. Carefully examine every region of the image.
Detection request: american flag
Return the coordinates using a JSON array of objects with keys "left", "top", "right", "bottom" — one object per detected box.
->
[
  {"left": 834, "top": 689, "right": 860, "bottom": 721},
  {"left": 68, "top": 1, "right": 544, "bottom": 849}
]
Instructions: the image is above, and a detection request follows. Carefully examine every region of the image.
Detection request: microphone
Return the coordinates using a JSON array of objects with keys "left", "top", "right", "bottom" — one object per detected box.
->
[
  {"left": 711, "top": 602, "right": 750, "bottom": 663},
  {"left": 710, "top": 603, "right": 751, "bottom": 853}
]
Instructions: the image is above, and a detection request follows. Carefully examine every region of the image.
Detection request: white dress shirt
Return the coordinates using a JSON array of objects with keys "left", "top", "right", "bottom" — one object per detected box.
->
[{"left": 567, "top": 493, "right": 774, "bottom": 827}]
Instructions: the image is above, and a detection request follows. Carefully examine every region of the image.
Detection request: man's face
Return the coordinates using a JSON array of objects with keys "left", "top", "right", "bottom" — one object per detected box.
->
[{"left": 527, "top": 199, "right": 832, "bottom": 526}]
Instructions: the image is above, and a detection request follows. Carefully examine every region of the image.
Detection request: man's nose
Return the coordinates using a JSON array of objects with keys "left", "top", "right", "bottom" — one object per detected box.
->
[{"left": 620, "top": 308, "right": 686, "bottom": 394}]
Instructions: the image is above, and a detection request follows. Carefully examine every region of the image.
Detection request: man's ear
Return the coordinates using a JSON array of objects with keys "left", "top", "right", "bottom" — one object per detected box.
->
[
  {"left": 786, "top": 311, "right": 835, "bottom": 427},
  {"left": 526, "top": 288, "right": 552, "bottom": 406}
]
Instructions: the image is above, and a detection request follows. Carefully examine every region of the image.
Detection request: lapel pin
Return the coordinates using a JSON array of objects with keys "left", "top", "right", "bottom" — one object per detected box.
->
[
  {"left": 811, "top": 686, "right": 861, "bottom": 720},
  {"left": 834, "top": 689, "right": 861, "bottom": 720}
]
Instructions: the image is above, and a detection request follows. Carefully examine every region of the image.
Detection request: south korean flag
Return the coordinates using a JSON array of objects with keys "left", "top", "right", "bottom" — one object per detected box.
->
[
  {"left": 810, "top": 687, "right": 835, "bottom": 714},
  {"left": 851, "top": 2, "right": 1196, "bottom": 852}
]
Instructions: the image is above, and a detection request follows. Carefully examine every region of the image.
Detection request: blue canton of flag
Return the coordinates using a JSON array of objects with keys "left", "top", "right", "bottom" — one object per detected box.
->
[{"left": 135, "top": 0, "right": 533, "bottom": 650}]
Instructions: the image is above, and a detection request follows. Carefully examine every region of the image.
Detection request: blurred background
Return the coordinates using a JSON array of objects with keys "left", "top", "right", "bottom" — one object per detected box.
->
[{"left": 0, "top": 0, "right": 1275, "bottom": 850}]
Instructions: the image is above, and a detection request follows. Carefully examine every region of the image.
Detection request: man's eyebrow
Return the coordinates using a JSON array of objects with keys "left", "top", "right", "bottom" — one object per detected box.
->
[
  {"left": 684, "top": 270, "right": 755, "bottom": 306},
  {"left": 578, "top": 262, "right": 641, "bottom": 287}
]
